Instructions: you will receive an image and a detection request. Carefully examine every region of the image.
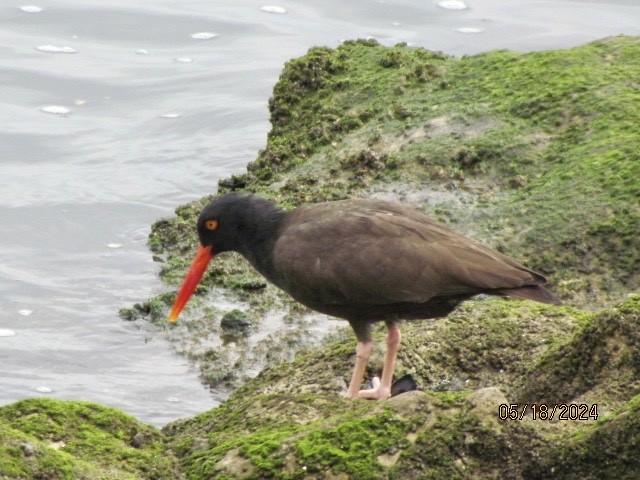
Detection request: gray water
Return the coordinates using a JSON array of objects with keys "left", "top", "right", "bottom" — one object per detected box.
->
[{"left": 1, "top": 0, "right": 638, "bottom": 427}]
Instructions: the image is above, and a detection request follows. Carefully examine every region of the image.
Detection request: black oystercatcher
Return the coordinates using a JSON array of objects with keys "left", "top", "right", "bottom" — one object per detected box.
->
[{"left": 168, "top": 193, "right": 561, "bottom": 400}]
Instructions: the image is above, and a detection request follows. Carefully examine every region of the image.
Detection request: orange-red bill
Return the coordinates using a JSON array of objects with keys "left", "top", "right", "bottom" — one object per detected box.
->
[{"left": 168, "top": 245, "right": 213, "bottom": 322}]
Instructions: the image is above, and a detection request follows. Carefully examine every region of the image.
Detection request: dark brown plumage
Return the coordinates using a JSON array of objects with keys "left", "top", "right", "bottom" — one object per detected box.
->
[{"left": 169, "top": 193, "right": 561, "bottom": 400}]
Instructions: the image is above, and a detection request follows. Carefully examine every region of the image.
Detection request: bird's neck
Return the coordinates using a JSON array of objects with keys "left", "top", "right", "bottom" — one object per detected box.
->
[{"left": 234, "top": 198, "right": 286, "bottom": 276}]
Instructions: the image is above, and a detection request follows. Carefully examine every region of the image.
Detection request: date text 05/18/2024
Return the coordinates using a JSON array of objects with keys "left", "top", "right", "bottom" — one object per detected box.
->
[{"left": 498, "top": 403, "right": 598, "bottom": 421}]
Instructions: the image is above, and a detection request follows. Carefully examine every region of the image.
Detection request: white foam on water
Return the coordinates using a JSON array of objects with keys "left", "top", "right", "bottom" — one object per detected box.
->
[
  {"left": 437, "top": 1, "right": 467, "bottom": 10},
  {"left": 18, "top": 309, "right": 33, "bottom": 316},
  {"left": 260, "top": 5, "right": 287, "bottom": 14},
  {"left": 40, "top": 105, "right": 70, "bottom": 115},
  {"left": 35, "top": 45, "right": 77, "bottom": 54},
  {"left": 0, "top": 329, "right": 16, "bottom": 337},
  {"left": 191, "top": 32, "right": 218, "bottom": 40},
  {"left": 106, "top": 243, "right": 122, "bottom": 249},
  {"left": 35, "top": 386, "right": 53, "bottom": 393},
  {"left": 175, "top": 57, "right": 193, "bottom": 63},
  {"left": 20, "top": 5, "right": 42, "bottom": 13},
  {"left": 135, "top": 49, "right": 150, "bottom": 55},
  {"left": 160, "top": 113, "right": 181, "bottom": 118},
  {"left": 456, "top": 27, "right": 484, "bottom": 33}
]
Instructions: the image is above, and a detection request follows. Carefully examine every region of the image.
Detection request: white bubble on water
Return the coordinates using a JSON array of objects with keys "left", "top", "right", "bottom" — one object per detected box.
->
[
  {"left": 160, "top": 113, "right": 181, "bottom": 119},
  {"left": 20, "top": 5, "right": 42, "bottom": 13},
  {"left": 106, "top": 243, "right": 122, "bottom": 249},
  {"left": 437, "top": 0, "right": 467, "bottom": 10},
  {"left": 40, "top": 105, "right": 70, "bottom": 115},
  {"left": 135, "top": 49, "right": 150, "bottom": 55},
  {"left": 35, "top": 45, "right": 77, "bottom": 54},
  {"left": 456, "top": 27, "right": 484, "bottom": 33},
  {"left": 167, "top": 397, "right": 181, "bottom": 403},
  {"left": 36, "top": 386, "right": 53, "bottom": 393},
  {"left": 18, "top": 309, "right": 33, "bottom": 316},
  {"left": 260, "top": 5, "right": 287, "bottom": 14},
  {"left": 175, "top": 57, "right": 193, "bottom": 63},
  {"left": 0, "top": 329, "right": 16, "bottom": 337},
  {"left": 191, "top": 32, "right": 218, "bottom": 40}
]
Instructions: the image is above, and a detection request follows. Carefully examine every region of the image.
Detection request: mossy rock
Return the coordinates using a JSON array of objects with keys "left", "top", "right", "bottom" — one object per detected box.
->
[
  {"left": 136, "top": 35, "right": 639, "bottom": 395},
  {"left": 532, "top": 394, "right": 640, "bottom": 480},
  {"left": 6, "top": 34, "right": 640, "bottom": 480},
  {"left": 4, "top": 298, "right": 639, "bottom": 479},
  {"left": 148, "top": 36, "right": 640, "bottom": 312},
  {"left": 115, "top": 36, "right": 640, "bottom": 478},
  {"left": 0, "top": 398, "right": 182, "bottom": 479},
  {"left": 518, "top": 294, "right": 640, "bottom": 412},
  {"left": 164, "top": 296, "right": 640, "bottom": 479}
]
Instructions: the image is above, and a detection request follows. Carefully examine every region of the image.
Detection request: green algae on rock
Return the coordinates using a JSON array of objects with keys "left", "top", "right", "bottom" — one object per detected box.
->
[
  {"left": 0, "top": 398, "right": 182, "bottom": 480},
  {"left": 129, "top": 35, "right": 640, "bottom": 399},
  {"left": 6, "top": 36, "right": 640, "bottom": 480},
  {"left": 163, "top": 297, "right": 640, "bottom": 479},
  {"left": 517, "top": 294, "right": 640, "bottom": 414},
  {"left": 148, "top": 37, "right": 640, "bottom": 479}
]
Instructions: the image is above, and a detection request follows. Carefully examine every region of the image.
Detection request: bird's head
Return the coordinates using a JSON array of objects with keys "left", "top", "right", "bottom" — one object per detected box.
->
[
  {"left": 195, "top": 193, "right": 246, "bottom": 252},
  {"left": 168, "top": 193, "right": 281, "bottom": 323}
]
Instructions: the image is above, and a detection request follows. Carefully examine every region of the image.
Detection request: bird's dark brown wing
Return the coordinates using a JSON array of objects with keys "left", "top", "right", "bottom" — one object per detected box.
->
[{"left": 270, "top": 199, "right": 546, "bottom": 309}]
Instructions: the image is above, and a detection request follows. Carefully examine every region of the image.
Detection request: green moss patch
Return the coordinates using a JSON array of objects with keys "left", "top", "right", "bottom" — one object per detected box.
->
[
  {"left": 135, "top": 37, "right": 640, "bottom": 392},
  {"left": 165, "top": 297, "right": 640, "bottom": 479},
  {"left": 518, "top": 294, "right": 640, "bottom": 413},
  {"left": 0, "top": 398, "right": 181, "bottom": 479},
  {"left": 107, "top": 36, "right": 640, "bottom": 479}
]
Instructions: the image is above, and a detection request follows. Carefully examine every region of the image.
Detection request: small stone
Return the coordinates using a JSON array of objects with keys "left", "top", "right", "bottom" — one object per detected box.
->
[
  {"left": 377, "top": 451, "right": 401, "bottom": 467},
  {"left": 218, "top": 174, "right": 248, "bottom": 190},
  {"left": 192, "top": 438, "right": 209, "bottom": 451},
  {"left": 390, "top": 374, "right": 418, "bottom": 396},
  {"left": 220, "top": 310, "right": 252, "bottom": 332},
  {"left": 468, "top": 387, "right": 508, "bottom": 429},
  {"left": 131, "top": 432, "right": 150, "bottom": 448},
  {"left": 21, "top": 443, "right": 35, "bottom": 457},
  {"left": 509, "top": 175, "right": 527, "bottom": 188},
  {"left": 215, "top": 448, "right": 255, "bottom": 478}
]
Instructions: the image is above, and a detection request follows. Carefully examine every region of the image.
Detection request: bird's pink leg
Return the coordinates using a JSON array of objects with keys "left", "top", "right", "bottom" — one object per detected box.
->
[
  {"left": 357, "top": 321, "right": 401, "bottom": 400},
  {"left": 346, "top": 340, "right": 373, "bottom": 398}
]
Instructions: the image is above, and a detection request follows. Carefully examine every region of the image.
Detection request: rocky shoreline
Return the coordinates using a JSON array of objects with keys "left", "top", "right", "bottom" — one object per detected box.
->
[{"left": 2, "top": 36, "right": 639, "bottom": 479}]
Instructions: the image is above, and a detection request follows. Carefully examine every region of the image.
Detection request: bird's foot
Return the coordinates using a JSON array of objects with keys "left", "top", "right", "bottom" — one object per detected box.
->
[{"left": 350, "top": 377, "right": 391, "bottom": 400}]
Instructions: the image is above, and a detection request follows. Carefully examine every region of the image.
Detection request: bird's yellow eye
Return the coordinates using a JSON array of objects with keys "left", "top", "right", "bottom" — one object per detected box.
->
[{"left": 205, "top": 220, "right": 219, "bottom": 231}]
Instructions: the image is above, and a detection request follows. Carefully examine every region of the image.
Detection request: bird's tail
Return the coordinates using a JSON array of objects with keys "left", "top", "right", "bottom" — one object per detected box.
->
[{"left": 497, "top": 285, "right": 562, "bottom": 305}]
